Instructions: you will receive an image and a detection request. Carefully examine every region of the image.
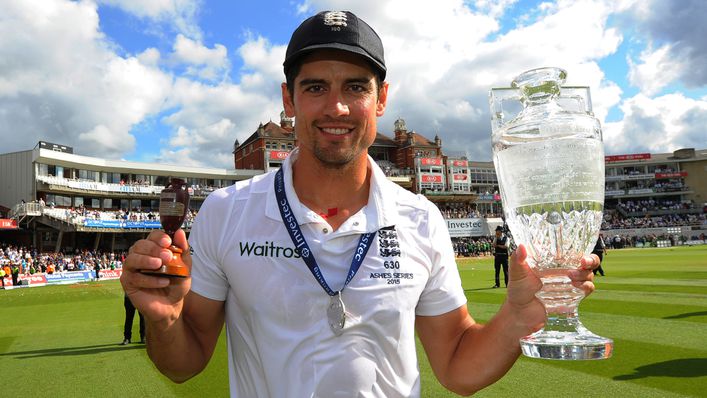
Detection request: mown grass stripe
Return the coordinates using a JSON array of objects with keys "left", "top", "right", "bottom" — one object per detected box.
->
[
  {"left": 588, "top": 289, "right": 707, "bottom": 307},
  {"left": 1, "top": 245, "right": 705, "bottom": 397}
]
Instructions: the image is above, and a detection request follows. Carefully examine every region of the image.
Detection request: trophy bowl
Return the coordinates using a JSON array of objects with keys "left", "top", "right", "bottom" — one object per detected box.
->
[
  {"left": 141, "top": 177, "right": 190, "bottom": 278},
  {"left": 490, "top": 67, "right": 613, "bottom": 360}
]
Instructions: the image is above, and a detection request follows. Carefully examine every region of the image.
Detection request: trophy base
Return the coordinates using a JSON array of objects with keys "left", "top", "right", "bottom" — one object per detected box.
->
[
  {"left": 140, "top": 245, "right": 189, "bottom": 278},
  {"left": 520, "top": 330, "right": 613, "bottom": 360}
]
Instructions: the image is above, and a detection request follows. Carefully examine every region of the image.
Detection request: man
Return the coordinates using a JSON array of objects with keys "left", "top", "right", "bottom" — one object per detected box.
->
[
  {"left": 493, "top": 225, "right": 509, "bottom": 288},
  {"left": 11, "top": 263, "right": 20, "bottom": 287},
  {"left": 121, "top": 10, "right": 599, "bottom": 397},
  {"left": 121, "top": 293, "right": 145, "bottom": 345},
  {"left": 592, "top": 233, "right": 607, "bottom": 276}
]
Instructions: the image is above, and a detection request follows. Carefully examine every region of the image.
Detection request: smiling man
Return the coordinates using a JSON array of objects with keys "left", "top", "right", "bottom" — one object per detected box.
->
[{"left": 121, "top": 10, "right": 600, "bottom": 397}]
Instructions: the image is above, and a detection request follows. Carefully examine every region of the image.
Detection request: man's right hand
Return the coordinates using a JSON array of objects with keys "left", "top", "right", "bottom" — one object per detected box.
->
[{"left": 120, "top": 229, "right": 191, "bottom": 328}]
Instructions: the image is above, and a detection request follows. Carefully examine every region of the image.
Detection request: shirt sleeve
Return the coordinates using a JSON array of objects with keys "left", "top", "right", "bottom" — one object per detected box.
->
[
  {"left": 188, "top": 193, "right": 229, "bottom": 301},
  {"left": 415, "top": 202, "right": 467, "bottom": 316}
]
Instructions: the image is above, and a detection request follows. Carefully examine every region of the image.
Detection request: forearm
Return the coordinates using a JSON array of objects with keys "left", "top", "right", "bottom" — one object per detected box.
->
[
  {"left": 146, "top": 315, "right": 211, "bottom": 382},
  {"left": 443, "top": 303, "right": 535, "bottom": 395},
  {"left": 145, "top": 304, "right": 221, "bottom": 383}
]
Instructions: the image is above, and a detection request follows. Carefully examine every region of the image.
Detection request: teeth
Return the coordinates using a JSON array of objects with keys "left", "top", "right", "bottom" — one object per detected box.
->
[{"left": 321, "top": 128, "right": 349, "bottom": 135}]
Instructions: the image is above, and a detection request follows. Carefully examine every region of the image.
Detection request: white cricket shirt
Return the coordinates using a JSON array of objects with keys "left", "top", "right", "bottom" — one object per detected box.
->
[{"left": 189, "top": 149, "right": 466, "bottom": 397}]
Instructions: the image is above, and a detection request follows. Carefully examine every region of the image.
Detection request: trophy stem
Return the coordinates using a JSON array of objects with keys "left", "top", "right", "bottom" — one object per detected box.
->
[{"left": 520, "top": 273, "right": 613, "bottom": 360}]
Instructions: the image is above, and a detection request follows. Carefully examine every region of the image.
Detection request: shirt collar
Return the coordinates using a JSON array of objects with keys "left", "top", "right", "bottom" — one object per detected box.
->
[{"left": 265, "top": 148, "right": 398, "bottom": 232}]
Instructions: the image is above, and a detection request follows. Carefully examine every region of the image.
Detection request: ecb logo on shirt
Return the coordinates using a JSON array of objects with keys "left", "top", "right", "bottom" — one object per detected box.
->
[{"left": 378, "top": 227, "right": 401, "bottom": 258}]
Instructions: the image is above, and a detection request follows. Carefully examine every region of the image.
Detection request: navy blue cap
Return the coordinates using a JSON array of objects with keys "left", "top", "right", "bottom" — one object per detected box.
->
[{"left": 284, "top": 11, "right": 386, "bottom": 80}]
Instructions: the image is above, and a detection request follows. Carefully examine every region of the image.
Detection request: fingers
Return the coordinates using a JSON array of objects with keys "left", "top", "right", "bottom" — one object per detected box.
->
[
  {"left": 125, "top": 234, "right": 173, "bottom": 272},
  {"left": 508, "top": 244, "right": 528, "bottom": 280},
  {"left": 123, "top": 270, "right": 171, "bottom": 289},
  {"left": 571, "top": 279, "right": 596, "bottom": 296},
  {"left": 507, "top": 245, "right": 543, "bottom": 305},
  {"left": 514, "top": 244, "right": 528, "bottom": 262},
  {"left": 172, "top": 229, "right": 189, "bottom": 252},
  {"left": 581, "top": 254, "right": 601, "bottom": 270},
  {"left": 568, "top": 267, "right": 596, "bottom": 296}
]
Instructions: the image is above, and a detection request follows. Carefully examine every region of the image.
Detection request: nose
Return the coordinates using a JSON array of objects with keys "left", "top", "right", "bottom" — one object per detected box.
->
[{"left": 324, "top": 91, "right": 349, "bottom": 117}]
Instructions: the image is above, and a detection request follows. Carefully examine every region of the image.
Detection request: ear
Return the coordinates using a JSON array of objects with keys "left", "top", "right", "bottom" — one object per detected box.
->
[
  {"left": 376, "top": 81, "right": 389, "bottom": 117},
  {"left": 281, "top": 83, "right": 295, "bottom": 118}
]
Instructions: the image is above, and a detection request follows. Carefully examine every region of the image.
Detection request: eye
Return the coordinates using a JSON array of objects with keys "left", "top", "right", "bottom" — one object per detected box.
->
[
  {"left": 304, "top": 84, "right": 325, "bottom": 93},
  {"left": 348, "top": 83, "right": 373, "bottom": 94},
  {"left": 349, "top": 84, "right": 365, "bottom": 92}
]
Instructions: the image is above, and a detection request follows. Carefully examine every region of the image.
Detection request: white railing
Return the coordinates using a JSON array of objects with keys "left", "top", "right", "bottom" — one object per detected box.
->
[{"left": 37, "top": 175, "right": 163, "bottom": 195}]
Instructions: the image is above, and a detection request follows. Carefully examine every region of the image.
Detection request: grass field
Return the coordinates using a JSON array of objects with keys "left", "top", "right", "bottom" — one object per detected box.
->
[{"left": 1, "top": 245, "right": 705, "bottom": 397}]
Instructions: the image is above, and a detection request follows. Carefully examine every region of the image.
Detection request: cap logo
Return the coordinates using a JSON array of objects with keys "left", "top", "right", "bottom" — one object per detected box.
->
[{"left": 323, "top": 11, "right": 347, "bottom": 29}]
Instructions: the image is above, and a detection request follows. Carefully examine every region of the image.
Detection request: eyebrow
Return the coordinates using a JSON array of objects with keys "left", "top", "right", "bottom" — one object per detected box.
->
[{"left": 297, "top": 77, "right": 374, "bottom": 87}]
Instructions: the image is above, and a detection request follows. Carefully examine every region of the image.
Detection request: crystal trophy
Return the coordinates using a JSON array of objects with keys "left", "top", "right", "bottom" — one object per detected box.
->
[
  {"left": 490, "top": 67, "right": 613, "bottom": 359},
  {"left": 141, "top": 178, "right": 190, "bottom": 278}
]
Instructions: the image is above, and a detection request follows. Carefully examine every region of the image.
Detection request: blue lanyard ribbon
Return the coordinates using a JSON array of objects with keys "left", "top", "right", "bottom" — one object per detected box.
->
[{"left": 274, "top": 168, "right": 374, "bottom": 296}]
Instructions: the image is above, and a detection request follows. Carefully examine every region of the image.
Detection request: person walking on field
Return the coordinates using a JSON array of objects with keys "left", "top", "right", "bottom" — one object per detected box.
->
[
  {"left": 592, "top": 233, "right": 607, "bottom": 276},
  {"left": 120, "top": 10, "right": 601, "bottom": 397},
  {"left": 121, "top": 293, "right": 145, "bottom": 345},
  {"left": 493, "top": 226, "right": 509, "bottom": 288}
]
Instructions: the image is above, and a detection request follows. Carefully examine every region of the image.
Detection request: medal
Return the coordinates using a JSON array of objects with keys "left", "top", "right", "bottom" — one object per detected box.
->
[
  {"left": 327, "top": 292, "right": 346, "bottom": 336},
  {"left": 275, "top": 168, "right": 375, "bottom": 337}
]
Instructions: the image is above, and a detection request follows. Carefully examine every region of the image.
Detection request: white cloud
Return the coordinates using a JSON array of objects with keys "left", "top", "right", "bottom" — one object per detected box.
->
[
  {"left": 156, "top": 76, "right": 283, "bottom": 167},
  {"left": 238, "top": 35, "right": 288, "bottom": 92},
  {"left": 137, "top": 47, "right": 161, "bottom": 66},
  {"left": 0, "top": 0, "right": 172, "bottom": 158},
  {"left": 3, "top": 0, "right": 702, "bottom": 171},
  {"left": 97, "top": 0, "right": 202, "bottom": 39},
  {"left": 172, "top": 34, "right": 229, "bottom": 81},
  {"left": 623, "top": 0, "right": 707, "bottom": 89},
  {"left": 370, "top": 0, "right": 623, "bottom": 160},
  {"left": 79, "top": 124, "right": 135, "bottom": 153},
  {"left": 603, "top": 93, "right": 707, "bottom": 155},
  {"left": 627, "top": 44, "right": 685, "bottom": 96}
]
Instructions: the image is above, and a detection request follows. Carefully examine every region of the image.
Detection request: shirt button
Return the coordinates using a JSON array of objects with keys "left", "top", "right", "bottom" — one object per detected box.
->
[{"left": 322, "top": 228, "right": 329, "bottom": 234}]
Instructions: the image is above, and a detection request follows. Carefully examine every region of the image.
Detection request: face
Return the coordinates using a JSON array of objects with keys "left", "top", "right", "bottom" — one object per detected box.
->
[{"left": 282, "top": 50, "right": 388, "bottom": 168}]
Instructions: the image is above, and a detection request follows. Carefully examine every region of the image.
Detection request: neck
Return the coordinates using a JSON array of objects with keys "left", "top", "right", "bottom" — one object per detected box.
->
[{"left": 292, "top": 154, "right": 371, "bottom": 230}]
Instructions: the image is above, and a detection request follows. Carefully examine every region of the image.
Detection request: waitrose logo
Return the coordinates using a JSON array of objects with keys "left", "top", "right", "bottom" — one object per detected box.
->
[{"left": 239, "top": 241, "right": 301, "bottom": 258}]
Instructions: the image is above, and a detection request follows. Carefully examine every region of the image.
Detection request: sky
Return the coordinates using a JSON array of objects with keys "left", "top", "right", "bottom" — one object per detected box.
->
[{"left": 1, "top": 0, "right": 706, "bottom": 169}]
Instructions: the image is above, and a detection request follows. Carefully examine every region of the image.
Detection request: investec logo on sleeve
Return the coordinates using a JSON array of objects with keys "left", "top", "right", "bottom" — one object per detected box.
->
[{"left": 239, "top": 241, "right": 302, "bottom": 258}]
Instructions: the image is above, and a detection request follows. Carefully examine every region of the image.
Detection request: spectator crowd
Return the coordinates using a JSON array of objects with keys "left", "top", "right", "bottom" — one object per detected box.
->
[
  {"left": 616, "top": 199, "right": 696, "bottom": 214},
  {"left": 44, "top": 204, "right": 198, "bottom": 229},
  {"left": 602, "top": 212, "right": 706, "bottom": 230},
  {"left": 0, "top": 243, "right": 125, "bottom": 278},
  {"left": 452, "top": 237, "right": 495, "bottom": 257}
]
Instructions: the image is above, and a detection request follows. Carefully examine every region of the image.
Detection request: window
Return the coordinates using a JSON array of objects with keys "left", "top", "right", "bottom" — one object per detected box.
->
[
  {"left": 78, "top": 169, "right": 97, "bottom": 181},
  {"left": 46, "top": 194, "right": 71, "bottom": 207}
]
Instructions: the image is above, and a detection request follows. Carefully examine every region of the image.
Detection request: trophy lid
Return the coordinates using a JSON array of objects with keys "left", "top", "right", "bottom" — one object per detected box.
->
[{"left": 490, "top": 67, "right": 601, "bottom": 143}]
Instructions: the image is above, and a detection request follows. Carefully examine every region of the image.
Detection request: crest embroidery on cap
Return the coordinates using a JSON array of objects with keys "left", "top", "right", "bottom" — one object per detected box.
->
[{"left": 323, "top": 11, "right": 347, "bottom": 27}]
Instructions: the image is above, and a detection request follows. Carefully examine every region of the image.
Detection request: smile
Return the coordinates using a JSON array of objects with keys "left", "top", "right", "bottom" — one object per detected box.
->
[{"left": 320, "top": 127, "right": 351, "bottom": 136}]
